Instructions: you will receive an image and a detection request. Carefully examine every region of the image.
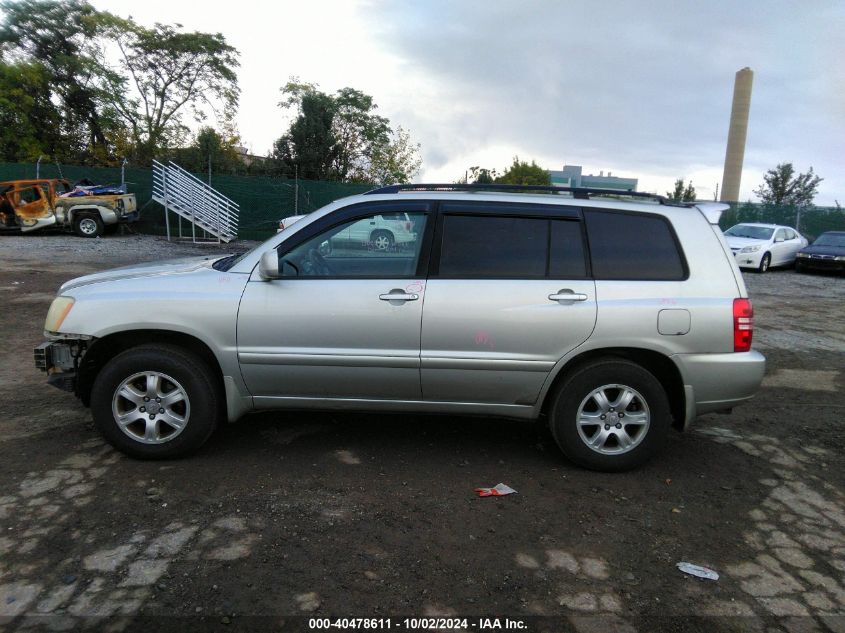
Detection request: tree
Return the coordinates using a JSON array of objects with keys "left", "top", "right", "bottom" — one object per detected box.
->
[
  {"left": 272, "top": 91, "right": 337, "bottom": 180},
  {"left": 495, "top": 157, "right": 551, "bottom": 186},
  {"left": 461, "top": 166, "right": 497, "bottom": 184},
  {"left": 666, "top": 178, "right": 696, "bottom": 202},
  {"left": 0, "top": 60, "right": 63, "bottom": 161},
  {"left": 274, "top": 78, "right": 421, "bottom": 183},
  {"left": 369, "top": 126, "right": 422, "bottom": 185},
  {"left": 331, "top": 87, "right": 390, "bottom": 181},
  {"left": 104, "top": 21, "right": 240, "bottom": 164},
  {"left": 753, "top": 163, "right": 822, "bottom": 207},
  {"left": 0, "top": 0, "right": 123, "bottom": 162},
  {"left": 0, "top": 0, "right": 241, "bottom": 165},
  {"left": 169, "top": 125, "right": 242, "bottom": 175}
]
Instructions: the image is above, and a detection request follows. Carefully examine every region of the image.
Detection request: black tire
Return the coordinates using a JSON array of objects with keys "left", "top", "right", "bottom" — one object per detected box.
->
[
  {"left": 549, "top": 359, "right": 671, "bottom": 472},
  {"left": 73, "top": 213, "right": 104, "bottom": 238},
  {"left": 795, "top": 261, "right": 806, "bottom": 274},
  {"left": 90, "top": 344, "right": 221, "bottom": 459},
  {"left": 371, "top": 230, "right": 394, "bottom": 251},
  {"left": 756, "top": 252, "right": 771, "bottom": 273}
]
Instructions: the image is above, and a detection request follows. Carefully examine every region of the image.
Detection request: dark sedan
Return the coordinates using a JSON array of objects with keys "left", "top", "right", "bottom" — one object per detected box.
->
[{"left": 795, "top": 231, "right": 845, "bottom": 273}]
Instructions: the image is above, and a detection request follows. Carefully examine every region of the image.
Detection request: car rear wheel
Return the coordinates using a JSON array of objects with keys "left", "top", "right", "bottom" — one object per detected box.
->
[
  {"left": 549, "top": 359, "right": 671, "bottom": 471},
  {"left": 73, "top": 213, "right": 104, "bottom": 238},
  {"left": 757, "top": 252, "right": 771, "bottom": 273},
  {"left": 90, "top": 344, "right": 221, "bottom": 459}
]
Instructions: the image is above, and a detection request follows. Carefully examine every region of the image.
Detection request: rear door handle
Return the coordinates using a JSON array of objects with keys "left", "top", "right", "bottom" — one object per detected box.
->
[
  {"left": 549, "top": 290, "right": 588, "bottom": 302},
  {"left": 379, "top": 291, "right": 419, "bottom": 302}
]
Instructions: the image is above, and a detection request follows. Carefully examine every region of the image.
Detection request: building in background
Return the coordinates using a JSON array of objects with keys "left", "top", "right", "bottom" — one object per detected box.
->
[
  {"left": 719, "top": 67, "right": 754, "bottom": 202},
  {"left": 549, "top": 164, "right": 638, "bottom": 191}
]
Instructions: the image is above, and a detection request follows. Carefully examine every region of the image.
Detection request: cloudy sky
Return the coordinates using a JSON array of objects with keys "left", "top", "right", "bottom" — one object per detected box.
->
[{"left": 96, "top": 0, "right": 844, "bottom": 205}]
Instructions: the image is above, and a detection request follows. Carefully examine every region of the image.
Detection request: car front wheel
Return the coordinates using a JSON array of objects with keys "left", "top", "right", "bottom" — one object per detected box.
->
[
  {"left": 549, "top": 359, "right": 671, "bottom": 471},
  {"left": 90, "top": 344, "right": 221, "bottom": 459},
  {"left": 371, "top": 230, "right": 394, "bottom": 251},
  {"left": 757, "top": 252, "right": 771, "bottom": 273}
]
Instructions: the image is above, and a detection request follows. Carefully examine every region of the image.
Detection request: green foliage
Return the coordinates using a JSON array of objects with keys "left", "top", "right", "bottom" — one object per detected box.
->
[
  {"left": 0, "top": 60, "right": 62, "bottom": 160},
  {"left": 460, "top": 166, "right": 497, "bottom": 184},
  {"left": 666, "top": 178, "right": 696, "bottom": 202},
  {"left": 753, "top": 163, "right": 822, "bottom": 207},
  {"left": 369, "top": 126, "right": 422, "bottom": 185},
  {"left": 0, "top": 0, "right": 240, "bottom": 166},
  {"left": 168, "top": 126, "right": 243, "bottom": 175},
  {"left": 273, "top": 78, "right": 421, "bottom": 184},
  {"left": 272, "top": 91, "right": 337, "bottom": 180},
  {"left": 105, "top": 21, "right": 240, "bottom": 164},
  {"left": 0, "top": 0, "right": 123, "bottom": 162},
  {"left": 495, "top": 157, "right": 551, "bottom": 186}
]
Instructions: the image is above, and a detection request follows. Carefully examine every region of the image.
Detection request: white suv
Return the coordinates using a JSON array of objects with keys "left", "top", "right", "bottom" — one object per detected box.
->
[{"left": 36, "top": 184, "right": 765, "bottom": 471}]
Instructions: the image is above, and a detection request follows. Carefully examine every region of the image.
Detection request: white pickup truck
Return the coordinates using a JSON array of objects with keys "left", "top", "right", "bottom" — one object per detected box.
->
[{"left": 0, "top": 178, "right": 138, "bottom": 238}]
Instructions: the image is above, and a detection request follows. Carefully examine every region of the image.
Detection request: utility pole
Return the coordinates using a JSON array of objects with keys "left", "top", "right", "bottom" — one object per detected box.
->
[
  {"left": 294, "top": 164, "right": 299, "bottom": 215},
  {"left": 121, "top": 158, "right": 128, "bottom": 191},
  {"left": 36, "top": 155, "right": 43, "bottom": 179},
  {"left": 714, "top": 182, "right": 719, "bottom": 202}
]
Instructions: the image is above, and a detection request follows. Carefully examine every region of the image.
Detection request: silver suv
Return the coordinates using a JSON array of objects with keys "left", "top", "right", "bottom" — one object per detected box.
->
[{"left": 35, "top": 184, "right": 765, "bottom": 471}]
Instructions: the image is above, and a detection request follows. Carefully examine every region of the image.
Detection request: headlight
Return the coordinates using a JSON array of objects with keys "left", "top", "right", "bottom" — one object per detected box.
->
[
  {"left": 796, "top": 252, "right": 809, "bottom": 258},
  {"left": 740, "top": 245, "right": 762, "bottom": 253},
  {"left": 44, "top": 297, "right": 75, "bottom": 332},
  {"left": 836, "top": 256, "right": 845, "bottom": 262}
]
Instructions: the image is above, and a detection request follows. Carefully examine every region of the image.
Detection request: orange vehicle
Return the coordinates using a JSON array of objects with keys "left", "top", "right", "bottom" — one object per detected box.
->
[{"left": 0, "top": 179, "right": 138, "bottom": 237}]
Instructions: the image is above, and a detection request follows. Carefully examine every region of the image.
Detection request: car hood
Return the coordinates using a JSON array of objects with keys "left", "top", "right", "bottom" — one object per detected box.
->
[
  {"left": 60, "top": 255, "right": 231, "bottom": 292},
  {"left": 800, "top": 244, "right": 845, "bottom": 257},
  {"left": 725, "top": 236, "right": 767, "bottom": 248}
]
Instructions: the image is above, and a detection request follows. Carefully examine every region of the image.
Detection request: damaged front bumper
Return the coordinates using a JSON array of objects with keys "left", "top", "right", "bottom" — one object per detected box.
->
[{"left": 34, "top": 339, "right": 89, "bottom": 393}]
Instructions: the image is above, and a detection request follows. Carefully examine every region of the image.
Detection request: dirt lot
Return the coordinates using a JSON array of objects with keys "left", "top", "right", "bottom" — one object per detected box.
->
[{"left": 1, "top": 234, "right": 843, "bottom": 633}]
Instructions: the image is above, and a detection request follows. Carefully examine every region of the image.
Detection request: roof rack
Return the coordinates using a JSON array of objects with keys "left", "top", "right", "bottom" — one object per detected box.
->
[{"left": 364, "top": 183, "right": 694, "bottom": 206}]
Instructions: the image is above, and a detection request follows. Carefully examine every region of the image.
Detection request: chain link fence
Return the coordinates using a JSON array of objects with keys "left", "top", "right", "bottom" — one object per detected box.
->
[{"left": 2, "top": 162, "right": 842, "bottom": 241}]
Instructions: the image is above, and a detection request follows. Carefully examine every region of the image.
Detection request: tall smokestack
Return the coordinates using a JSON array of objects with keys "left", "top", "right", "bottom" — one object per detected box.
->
[{"left": 720, "top": 67, "right": 754, "bottom": 202}]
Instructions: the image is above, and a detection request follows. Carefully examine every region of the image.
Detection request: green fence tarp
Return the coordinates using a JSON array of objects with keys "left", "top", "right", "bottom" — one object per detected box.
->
[{"left": 2, "top": 162, "right": 843, "bottom": 241}]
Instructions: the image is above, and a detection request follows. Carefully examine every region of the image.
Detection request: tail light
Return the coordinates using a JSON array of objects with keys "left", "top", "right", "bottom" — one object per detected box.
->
[{"left": 733, "top": 298, "right": 753, "bottom": 352}]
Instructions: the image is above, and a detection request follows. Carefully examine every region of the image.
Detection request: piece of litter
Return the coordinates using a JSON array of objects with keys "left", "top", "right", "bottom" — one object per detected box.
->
[
  {"left": 475, "top": 483, "right": 517, "bottom": 497},
  {"left": 676, "top": 562, "right": 719, "bottom": 580},
  {"left": 671, "top": 508, "right": 682, "bottom": 513}
]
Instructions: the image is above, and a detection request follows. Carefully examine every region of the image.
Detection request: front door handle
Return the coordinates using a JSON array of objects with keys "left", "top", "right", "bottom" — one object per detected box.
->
[
  {"left": 379, "top": 290, "right": 419, "bottom": 303},
  {"left": 549, "top": 289, "right": 588, "bottom": 302}
]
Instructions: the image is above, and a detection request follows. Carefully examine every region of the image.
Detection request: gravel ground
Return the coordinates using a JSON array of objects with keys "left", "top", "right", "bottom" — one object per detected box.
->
[{"left": 0, "top": 233, "right": 843, "bottom": 633}]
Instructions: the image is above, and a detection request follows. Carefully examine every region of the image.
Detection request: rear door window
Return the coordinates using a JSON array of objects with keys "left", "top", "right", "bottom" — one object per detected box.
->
[
  {"left": 584, "top": 210, "right": 686, "bottom": 280},
  {"left": 437, "top": 212, "right": 587, "bottom": 278},
  {"left": 439, "top": 215, "right": 546, "bottom": 277}
]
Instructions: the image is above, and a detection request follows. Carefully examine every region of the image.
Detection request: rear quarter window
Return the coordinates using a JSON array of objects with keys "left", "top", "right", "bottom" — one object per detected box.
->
[{"left": 584, "top": 210, "right": 686, "bottom": 280}]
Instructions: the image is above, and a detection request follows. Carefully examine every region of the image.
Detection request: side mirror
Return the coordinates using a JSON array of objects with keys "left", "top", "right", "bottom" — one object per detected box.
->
[{"left": 258, "top": 250, "right": 280, "bottom": 280}]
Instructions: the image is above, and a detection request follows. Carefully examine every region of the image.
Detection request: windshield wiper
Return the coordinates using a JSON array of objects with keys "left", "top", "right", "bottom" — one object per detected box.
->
[{"left": 212, "top": 254, "right": 238, "bottom": 272}]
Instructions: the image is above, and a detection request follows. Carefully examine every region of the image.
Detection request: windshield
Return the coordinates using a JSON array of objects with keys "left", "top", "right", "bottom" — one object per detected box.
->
[
  {"left": 813, "top": 233, "right": 845, "bottom": 248},
  {"left": 725, "top": 225, "right": 774, "bottom": 240}
]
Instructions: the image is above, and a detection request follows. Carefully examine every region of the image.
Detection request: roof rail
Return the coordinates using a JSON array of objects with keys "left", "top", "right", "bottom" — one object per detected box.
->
[{"left": 363, "top": 183, "right": 692, "bottom": 206}]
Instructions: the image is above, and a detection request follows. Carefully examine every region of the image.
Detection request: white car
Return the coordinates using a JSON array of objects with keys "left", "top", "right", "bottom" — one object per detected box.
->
[
  {"left": 277, "top": 214, "right": 306, "bottom": 232},
  {"left": 724, "top": 223, "right": 808, "bottom": 272},
  {"left": 278, "top": 213, "right": 416, "bottom": 251}
]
